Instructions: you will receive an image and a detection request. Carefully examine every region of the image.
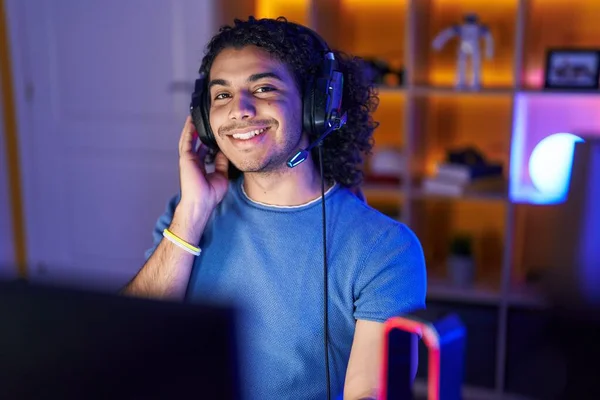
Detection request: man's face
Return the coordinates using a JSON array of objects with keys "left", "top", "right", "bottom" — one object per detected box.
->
[{"left": 208, "top": 45, "right": 304, "bottom": 173}]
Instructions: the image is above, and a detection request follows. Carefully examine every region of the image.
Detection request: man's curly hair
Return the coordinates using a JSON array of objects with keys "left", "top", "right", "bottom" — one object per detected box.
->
[{"left": 199, "top": 16, "right": 379, "bottom": 188}]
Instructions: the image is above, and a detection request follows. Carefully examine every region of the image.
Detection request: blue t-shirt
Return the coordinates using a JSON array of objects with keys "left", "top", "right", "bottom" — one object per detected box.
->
[{"left": 145, "top": 178, "right": 427, "bottom": 400}]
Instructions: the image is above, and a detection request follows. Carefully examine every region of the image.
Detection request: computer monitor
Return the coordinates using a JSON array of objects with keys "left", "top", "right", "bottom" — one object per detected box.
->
[{"left": 0, "top": 280, "right": 240, "bottom": 399}]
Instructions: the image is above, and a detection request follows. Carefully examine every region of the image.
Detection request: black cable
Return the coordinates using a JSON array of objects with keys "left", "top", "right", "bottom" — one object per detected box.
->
[{"left": 318, "top": 143, "right": 330, "bottom": 400}]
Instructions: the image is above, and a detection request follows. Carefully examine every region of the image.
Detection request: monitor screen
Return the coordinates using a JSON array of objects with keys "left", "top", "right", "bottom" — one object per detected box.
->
[{"left": 0, "top": 280, "right": 240, "bottom": 399}]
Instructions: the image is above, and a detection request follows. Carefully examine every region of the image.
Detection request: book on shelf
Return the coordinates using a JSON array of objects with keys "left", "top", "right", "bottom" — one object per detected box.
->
[
  {"left": 363, "top": 174, "right": 402, "bottom": 186},
  {"left": 436, "top": 162, "right": 503, "bottom": 185},
  {"left": 422, "top": 162, "right": 506, "bottom": 197}
]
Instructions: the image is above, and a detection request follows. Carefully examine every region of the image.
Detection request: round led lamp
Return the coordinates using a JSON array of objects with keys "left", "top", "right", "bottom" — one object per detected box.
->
[{"left": 528, "top": 133, "right": 584, "bottom": 198}]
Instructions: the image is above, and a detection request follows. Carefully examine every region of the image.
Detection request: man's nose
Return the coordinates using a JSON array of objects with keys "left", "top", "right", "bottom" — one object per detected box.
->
[{"left": 228, "top": 92, "right": 256, "bottom": 120}]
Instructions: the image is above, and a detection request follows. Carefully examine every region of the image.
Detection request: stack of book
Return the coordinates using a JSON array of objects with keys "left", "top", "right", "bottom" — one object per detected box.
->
[{"left": 422, "top": 162, "right": 506, "bottom": 197}]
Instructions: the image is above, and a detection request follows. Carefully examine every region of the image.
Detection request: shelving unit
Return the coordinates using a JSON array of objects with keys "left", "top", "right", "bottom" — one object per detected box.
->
[{"left": 218, "top": 0, "right": 600, "bottom": 398}]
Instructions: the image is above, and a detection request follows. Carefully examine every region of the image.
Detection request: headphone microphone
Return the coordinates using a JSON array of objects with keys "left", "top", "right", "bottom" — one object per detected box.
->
[
  {"left": 286, "top": 108, "right": 348, "bottom": 168},
  {"left": 286, "top": 52, "right": 348, "bottom": 168}
]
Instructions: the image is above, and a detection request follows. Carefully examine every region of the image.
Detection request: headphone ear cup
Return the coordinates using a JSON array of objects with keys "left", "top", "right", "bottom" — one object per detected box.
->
[
  {"left": 191, "top": 105, "right": 207, "bottom": 142},
  {"left": 195, "top": 101, "right": 218, "bottom": 150},
  {"left": 303, "top": 79, "right": 316, "bottom": 138},
  {"left": 305, "top": 76, "right": 330, "bottom": 138},
  {"left": 190, "top": 77, "right": 219, "bottom": 150}
]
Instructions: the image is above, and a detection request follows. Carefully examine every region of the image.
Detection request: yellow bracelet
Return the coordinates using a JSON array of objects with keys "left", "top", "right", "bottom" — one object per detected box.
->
[{"left": 162, "top": 228, "right": 201, "bottom": 256}]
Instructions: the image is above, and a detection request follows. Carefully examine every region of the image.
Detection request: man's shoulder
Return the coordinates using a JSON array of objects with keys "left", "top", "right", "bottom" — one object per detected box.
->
[
  {"left": 331, "top": 187, "right": 421, "bottom": 251},
  {"left": 333, "top": 187, "right": 408, "bottom": 230},
  {"left": 338, "top": 188, "right": 427, "bottom": 320}
]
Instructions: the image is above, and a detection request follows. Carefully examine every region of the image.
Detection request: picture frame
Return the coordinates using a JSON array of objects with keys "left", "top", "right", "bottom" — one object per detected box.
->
[{"left": 544, "top": 49, "right": 600, "bottom": 90}]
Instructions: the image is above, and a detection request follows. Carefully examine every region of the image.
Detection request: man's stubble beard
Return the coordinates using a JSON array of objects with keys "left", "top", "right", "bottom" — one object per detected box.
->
[{"left": 234, "top": 123, "right": 305, "bottom": 177}]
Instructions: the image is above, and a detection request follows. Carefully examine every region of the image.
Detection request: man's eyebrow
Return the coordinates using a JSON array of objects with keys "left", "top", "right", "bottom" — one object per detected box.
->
[
  {"left": 247, "top": 72, "right": 284, "bottom": 83},
  {"left": 207, "top": 72, "right": 284, "bottom": 92},
  {"left": 207, "top": 78, "right": 229, "bottom": 92}
]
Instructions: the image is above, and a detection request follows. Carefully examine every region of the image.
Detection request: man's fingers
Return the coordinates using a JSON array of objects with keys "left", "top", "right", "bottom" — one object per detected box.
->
[
  {"left": 214, "top": 151, "right": 229, "bottom": 179},
  {"left": 179, "top": 116, "right": 196, "bottom": 157},
  {"left": 196, "top": 143, "right": 209, "bottom": 174},
  {"left": 197, "top": 142, "right": 209, "bottom": 161}
]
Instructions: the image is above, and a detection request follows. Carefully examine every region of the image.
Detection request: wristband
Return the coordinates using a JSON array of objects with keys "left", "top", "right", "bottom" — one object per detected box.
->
[{"left": 162, "top": 228, "right": 201, "bottom": 256}]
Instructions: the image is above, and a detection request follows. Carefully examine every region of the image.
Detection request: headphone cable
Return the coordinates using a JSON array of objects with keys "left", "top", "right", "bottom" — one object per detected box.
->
[{"left": 318, "top": 143, "right": 331, "bottom": 400}]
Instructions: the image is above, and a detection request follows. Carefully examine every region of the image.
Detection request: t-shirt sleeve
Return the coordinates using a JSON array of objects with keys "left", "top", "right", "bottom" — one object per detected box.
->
[
  {"left": 143, "top": 193, "right": 180, "bottom": 261},
  {"left": 353, "top": 223, "right": 427, "bottom": 322}
]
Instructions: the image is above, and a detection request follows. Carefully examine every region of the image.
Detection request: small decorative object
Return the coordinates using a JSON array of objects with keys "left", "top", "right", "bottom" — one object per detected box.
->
[
  {"left": 366, "top": 147, "right": 406, "bottom": 185},
  {"left": 446, "top": 147, "right": 503, "bottom": 174},
  {"left": 363, "top": 58, "right": 404, "bottom": 87},
  {"left": 370, "top": 147, "right": 406, "bottom": 175},
  {"left": 422, "top": 147, "right": 506, "bottom": 197},
  {"left": 544, "top": 49, "right": 600, "bottom": 90},
  {"left": 432, "top": 13, "right": 494, "bottom": 89},
  {"left": 448, "top": 233, "right": 475, "bottom": 287}
]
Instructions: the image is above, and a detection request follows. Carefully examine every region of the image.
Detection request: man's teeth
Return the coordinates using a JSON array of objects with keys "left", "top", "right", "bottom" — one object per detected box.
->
[{"left": 232, "top": 128, "right": 266, "bottom": 140}]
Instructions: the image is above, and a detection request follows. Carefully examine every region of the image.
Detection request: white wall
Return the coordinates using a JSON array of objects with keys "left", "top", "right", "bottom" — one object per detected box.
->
[
  {"left": 0, "top": 68, "right": 17, "bottom": 279},
  {"left": 4, "top": 0, "right": 217, "bottom": 292}
]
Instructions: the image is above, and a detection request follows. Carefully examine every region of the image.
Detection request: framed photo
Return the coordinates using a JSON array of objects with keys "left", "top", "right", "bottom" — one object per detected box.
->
[{"left": 544, "top": 49, "right": 600, "bottom": 90}]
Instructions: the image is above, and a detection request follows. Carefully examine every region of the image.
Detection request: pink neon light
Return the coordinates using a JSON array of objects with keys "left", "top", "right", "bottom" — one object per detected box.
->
[{"left": 380, "top": 317, "right": 441, "bottom": 400}]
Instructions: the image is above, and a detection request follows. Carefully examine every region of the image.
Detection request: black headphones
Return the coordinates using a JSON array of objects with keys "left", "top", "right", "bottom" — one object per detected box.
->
[{"left": 189, "top": 22, "right": 346, "bottom": 162}]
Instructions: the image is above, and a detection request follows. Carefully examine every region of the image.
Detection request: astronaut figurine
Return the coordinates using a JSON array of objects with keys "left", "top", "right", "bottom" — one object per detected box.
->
[{"left": 432, "top": 13, "right": 494, "bottom": 89}]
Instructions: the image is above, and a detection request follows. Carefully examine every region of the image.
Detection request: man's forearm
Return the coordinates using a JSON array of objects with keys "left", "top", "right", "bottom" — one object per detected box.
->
[{"left": 122, "top": 206, "right": 209, "bottom": 301}]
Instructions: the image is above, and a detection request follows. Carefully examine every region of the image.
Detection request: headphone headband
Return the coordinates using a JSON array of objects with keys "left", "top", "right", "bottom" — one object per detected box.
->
[
  {"left": 287, "top": 22, "right": 332, "bottom": 54},
  {"left": 197, "top": 22, "right": 332, "bottom": 75}
]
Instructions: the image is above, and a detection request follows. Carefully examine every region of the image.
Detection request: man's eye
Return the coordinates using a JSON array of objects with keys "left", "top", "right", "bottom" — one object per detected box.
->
[
  {"left": 214, "top": 93, "right": 230, "bottom": 100},
  {"left": 255, "top": 86, "right": 276, "bottom": 94}
]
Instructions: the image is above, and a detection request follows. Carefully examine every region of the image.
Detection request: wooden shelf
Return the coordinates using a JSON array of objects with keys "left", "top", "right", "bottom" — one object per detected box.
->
[
  {"left": 245, "top": 0, "right": 595, "bottom": 397},
  {"left": 361, "top": 183, "right": 404, "bottom": 204},
  {"left": 427, "top": 279, "right": 502, "bottom": 305},
  {"left": 516, "top": 89, "right": 600, "bottom": 97},
  {"left": 362, "top": 183, "right": 508, "bottom": 203},
  {"left": 375, "top": 85, "right": 406, "bottom": 94},
  {"left": 411, "top": 0, "right": 519, "bottom": 88},
  {"left": 507, "top": 285, "right": 548, "bottom": 309},
  {"left": 377, "top": 86, "right": 600, "bottom": 97},
  {"left": 362, "top": 182, "right": 403, "bottom": 194},
  {"left": 426, "top": 279, "right": 547, "bottom": 308},
  {"left": 522, "top": 0, "right": 600, "bottom": 89},
  {"left": 411, "top": 86, "right": 515, "bottom": 97},
  {"left": 411, "top": 188, "right": 508, "bottom": 202}
]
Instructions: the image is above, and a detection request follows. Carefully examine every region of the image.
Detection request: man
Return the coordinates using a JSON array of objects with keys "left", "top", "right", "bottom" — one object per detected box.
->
[{"left": 124, "top": 16, "right": 426, "bottom": 400}]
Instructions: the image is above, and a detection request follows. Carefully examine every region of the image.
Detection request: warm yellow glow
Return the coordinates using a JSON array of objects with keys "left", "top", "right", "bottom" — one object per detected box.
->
[
  {"left": 524, "top": 0, "right": 600, "bottom": 89},
  {"left": 416, "top": 199, "right": 506, "bottom": 282},
  {"left": 255, "top": 0, "right": 309, "bottom": 25},
  {"left": 451, "top": 200, "right": 506, "bottom": 276},
  {"left": 372, "top": 92, "right": 405, "bottom": 148},
  {"left": 0, "top": 0, "right": 27, "bottom": 277},
  {"left": 343, "top": 0, "right": 404, "bottom": 4},
  {"left": 433, "top": 0, "right": 515, "bottom": 5},
  {"left": 428, "top": 69, "right": 514, "bottom": 89},
  {"left": 426, "top": 0, "right": 518, "bottom": 87},
  {"left": 451, "top": 201, "right": 506, "bottom": 240},
  {"left": 421, "top": 95, "right": 512, "bottom": 177},
  {"left": 339, "top": 0, "right": 407, "bottom": 64}
]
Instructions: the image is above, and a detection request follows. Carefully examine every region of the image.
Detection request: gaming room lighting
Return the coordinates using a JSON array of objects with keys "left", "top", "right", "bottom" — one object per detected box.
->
[{"left": 528, "top": 133, "right": 584, "bottom": 202}]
